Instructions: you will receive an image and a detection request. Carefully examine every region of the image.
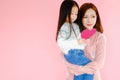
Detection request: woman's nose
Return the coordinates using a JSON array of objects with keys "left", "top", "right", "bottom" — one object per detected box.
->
[{"left": 88, "top": 18, "right": 92, "bottom": 23}]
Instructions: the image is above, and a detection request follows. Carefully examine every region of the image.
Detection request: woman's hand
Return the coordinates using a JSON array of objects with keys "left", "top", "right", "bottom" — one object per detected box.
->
[
  {"left": 67, "top": 65, "right": 80, "bottom": 75},
  {"left": 81, "top": 65, "right": 96, "bottom": 74},
  {"left": 67, "top": 65, "right": 96, "bottom": 76}
]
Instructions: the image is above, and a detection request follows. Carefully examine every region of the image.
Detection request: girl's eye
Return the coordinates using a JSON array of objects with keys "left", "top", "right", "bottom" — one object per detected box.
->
[
  {"left": 71, "top": 13, "right": 77, "bottom": 15},
  {"left": 74, "top": 13, "right": 78, "bottom": 15},
  {"left": 71, "top": 13, "right": 73, "bottom": 15},
  {"left": 83, "top": 16, "right": 88, "bottom": 18}
]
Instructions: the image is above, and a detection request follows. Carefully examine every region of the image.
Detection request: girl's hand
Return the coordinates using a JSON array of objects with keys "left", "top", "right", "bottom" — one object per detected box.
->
[{"left": 77, "top": 39, "right": 90, "bottom": 45}]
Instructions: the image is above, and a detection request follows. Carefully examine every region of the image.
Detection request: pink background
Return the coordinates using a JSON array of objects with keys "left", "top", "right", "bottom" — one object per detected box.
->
[{"left": 0, "top": 0, "right": 120, "bottom": 80}]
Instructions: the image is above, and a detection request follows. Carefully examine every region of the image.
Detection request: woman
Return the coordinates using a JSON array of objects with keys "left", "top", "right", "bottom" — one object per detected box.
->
[{"left": 68, "top": 3, "right": 106, "bottom": 80}]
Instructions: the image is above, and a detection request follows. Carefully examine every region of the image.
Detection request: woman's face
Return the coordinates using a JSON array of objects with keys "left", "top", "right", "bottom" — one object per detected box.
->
[
  {"left": 82, "top": 8, "right": 97, "bottom": 30},
  {"left": 70, "top": 6, "right": 78, "bottom": 22}
]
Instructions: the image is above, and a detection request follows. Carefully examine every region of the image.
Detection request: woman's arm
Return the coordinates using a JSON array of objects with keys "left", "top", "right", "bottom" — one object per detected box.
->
[
  {"left": 61, "top": 52, "right": 95, "bottom": 75},
  {"left": 84, "top": 34, "right": 106, "bottom": 70},
  {"left": 67, "top": 34, "right": 106, "bottom": 75}
]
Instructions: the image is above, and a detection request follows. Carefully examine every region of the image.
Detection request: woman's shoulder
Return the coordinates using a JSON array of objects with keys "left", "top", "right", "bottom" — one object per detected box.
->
[
  {"left": 95, "top": 31, "right": 106, "bottom": 43},
  {"left": 96, "top": 32, "right": 106, "bottom": 39}
]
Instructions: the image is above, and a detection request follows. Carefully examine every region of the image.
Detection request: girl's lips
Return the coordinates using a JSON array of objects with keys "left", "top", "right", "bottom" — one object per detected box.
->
[{"left": 87, "top": 24, "right": 92, "bottom": 26}]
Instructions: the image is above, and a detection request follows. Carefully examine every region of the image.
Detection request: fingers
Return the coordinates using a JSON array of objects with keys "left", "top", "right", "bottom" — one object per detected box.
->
[
  {"left": 87, "top": 68, "right": 95, "bottom": 74},
  {"left": 67, "top": 67, "right": 80, "bottom": 75},
  {"left": 67, "top": 65, "right": 96, "bottom": 75},
  {"left": 67, "top": 67, "right": 75, "bottom": 74},
  {"left": 82, "top": 66, "right": 96, "bottom": 74},
  {"left": 87, "top": 64, "right": 98, "bottom": 70}
]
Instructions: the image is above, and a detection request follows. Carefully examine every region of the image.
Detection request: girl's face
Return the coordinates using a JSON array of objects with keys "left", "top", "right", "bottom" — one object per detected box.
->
[
  {"left": 70, "top": 6, "right": 78, "bottom": 22},
  {"left": 66, "top": 6, "right": 78, "bottom": 23},
  {"left": 82, "top": 8, "right": 97, "bottom": 30}
]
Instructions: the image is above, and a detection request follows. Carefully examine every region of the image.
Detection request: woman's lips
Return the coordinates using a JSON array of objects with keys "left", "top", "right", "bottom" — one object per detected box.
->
[{"left": 87, "top": 24, "right": 92, "bottom": 26}]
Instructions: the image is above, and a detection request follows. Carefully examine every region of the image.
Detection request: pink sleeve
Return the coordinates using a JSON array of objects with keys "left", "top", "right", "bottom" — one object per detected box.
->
[{"left": 86, "top": 34, "right": 106, "bottom": 70}]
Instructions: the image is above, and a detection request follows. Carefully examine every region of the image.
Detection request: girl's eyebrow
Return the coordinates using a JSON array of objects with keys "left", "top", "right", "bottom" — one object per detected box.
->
[{"left": 72, "top": 11, "right": 77, "bottom": 13}]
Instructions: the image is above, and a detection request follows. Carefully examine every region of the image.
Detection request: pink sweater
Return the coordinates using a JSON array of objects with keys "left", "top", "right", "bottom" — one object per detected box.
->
[{"left": 62, "top": 31, "right": 106, "bottom": 80}]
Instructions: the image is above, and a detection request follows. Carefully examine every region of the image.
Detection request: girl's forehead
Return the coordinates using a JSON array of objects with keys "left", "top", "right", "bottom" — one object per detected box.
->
[{"left": 71, "top": 6, "right": 78, "bottom": 11}]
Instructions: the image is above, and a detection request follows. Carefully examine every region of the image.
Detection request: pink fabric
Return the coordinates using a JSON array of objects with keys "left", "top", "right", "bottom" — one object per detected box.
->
[
  {"left": 81, "top": 28, "right": 96, "bottom": 39},
  {"left": 62, "top": 31, "right": 106, "bottom": 80}
]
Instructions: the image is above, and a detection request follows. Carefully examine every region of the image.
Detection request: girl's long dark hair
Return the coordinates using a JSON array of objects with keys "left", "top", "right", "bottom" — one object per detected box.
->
[
  {"left": 56, "top": 0, "right": 79, "bottom": 40},
  {"left": 78, "top": 3, "right": 103, "bottom": 33}
]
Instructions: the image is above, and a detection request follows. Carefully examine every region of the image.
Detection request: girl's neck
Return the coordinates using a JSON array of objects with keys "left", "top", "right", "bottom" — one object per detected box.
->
[{"left": 65, "top": 21, "right": 73, "bottom": 24}]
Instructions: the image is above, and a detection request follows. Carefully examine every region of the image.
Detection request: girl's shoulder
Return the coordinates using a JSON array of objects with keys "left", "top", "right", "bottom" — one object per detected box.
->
[
  {"left": 72, "top": 23, "right": 79, "bottom": 28},
  {"left": 71, "top": 23, "right": 80, "bottom": 32},
  {"left": 60, "top": 22, "right": 79, "bottom": 33},
  {"left": 61, "top": 22, "right": 79, "bottom": 28},
  {"left": 72, "top": 23, "right": 79, "bottom": 26},
  {"left": 60, "top": 23, "right": 70, "bottom": 31}
]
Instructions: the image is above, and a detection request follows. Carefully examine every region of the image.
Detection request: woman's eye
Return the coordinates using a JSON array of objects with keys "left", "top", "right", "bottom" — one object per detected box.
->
[{"left": 92, "top": 16, "right": 96, "bottom": 18}]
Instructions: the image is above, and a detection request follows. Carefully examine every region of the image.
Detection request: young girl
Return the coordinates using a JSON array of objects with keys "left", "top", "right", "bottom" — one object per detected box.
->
[
  {"left": 69, "top": 3, "right": 106, "bottom": 80},
  {"left": 56, "top": 1, "right": 95, "bottom": 80}
]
